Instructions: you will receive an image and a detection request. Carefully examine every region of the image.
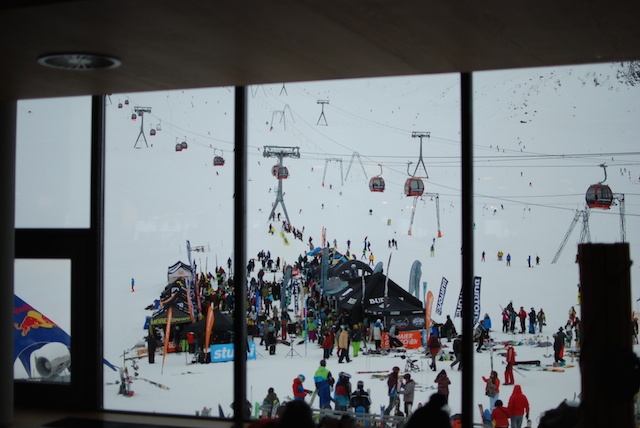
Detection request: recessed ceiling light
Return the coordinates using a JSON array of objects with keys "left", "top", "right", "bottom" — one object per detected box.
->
[{"left": 37, "top": 53, "right": 121, "bottom": 70}]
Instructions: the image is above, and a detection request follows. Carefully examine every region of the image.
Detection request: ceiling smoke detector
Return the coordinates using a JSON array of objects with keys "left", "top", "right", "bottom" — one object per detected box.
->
[{"left": 37, "top": 53, "right": 121, "bottom": 70}]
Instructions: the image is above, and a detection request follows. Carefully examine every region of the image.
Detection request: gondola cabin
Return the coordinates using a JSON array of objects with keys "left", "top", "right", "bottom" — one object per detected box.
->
[
  {"left": 369, "top": 176, "right": 385, "bottom": 192},
  {"left": 213, "top": 156, "right": 225, "bottom": 166},
  {"left": 117, "top": 102, "right": 123, "bottom": 109},
  {"left": 150, "top": 128, "right": 156, "bottom": 136},
  {"left": 404, "top": 177, "right": 424, "bottom": 197},
  {"left": 131, "top": 113, "right": 137, "bottom": 121},
  {"left": 585, "top": 183, "right": 613, "bottom": 209},
  {"left": 271, "top": 165, "right": 279, "bottom": 177},
  {"left": 180, "top": 141, "right": 188, "bottom": 150},
  {"left": 175, "top": 143, "right": 183, "bottom": 152},
  {"left": 276, "top": 166, "right": 289, "bottom": 179}
]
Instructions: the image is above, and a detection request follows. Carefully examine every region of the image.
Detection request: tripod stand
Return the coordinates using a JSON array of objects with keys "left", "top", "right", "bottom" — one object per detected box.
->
[{"left": 285, "top": 339, "right": 302, "bottom": 358}]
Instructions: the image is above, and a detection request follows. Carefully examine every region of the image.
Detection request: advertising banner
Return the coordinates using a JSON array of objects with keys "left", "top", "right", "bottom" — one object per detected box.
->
[{"left": 210, "top": 342, "right": 256, "bottom": 363}]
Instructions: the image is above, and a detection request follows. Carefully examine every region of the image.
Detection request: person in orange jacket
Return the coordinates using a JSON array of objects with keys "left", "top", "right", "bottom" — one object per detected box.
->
[
  {"left": 504, "top": 344, "right": 516, "bottom": 385},
  {"left": 507, "top": 385, "right": 530, "bottom": 428}
]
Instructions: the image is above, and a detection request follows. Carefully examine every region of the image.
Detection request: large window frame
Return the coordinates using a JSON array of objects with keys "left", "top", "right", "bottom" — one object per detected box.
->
[{"left": 13, "top": 83, "right": 478, "bottom": 426}]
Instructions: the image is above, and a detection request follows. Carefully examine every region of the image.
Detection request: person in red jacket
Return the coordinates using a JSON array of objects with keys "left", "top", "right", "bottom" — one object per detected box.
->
[
  {"left": 292, "top": 374, "right": 312, "bottom": 401},
  {"left": 504, "top": 344, "right": 516, "bottom": 385},
  {"left": 507, "top": 385, "right": 530, "bottom": 428},
  {"left": 482, "top": 370, "right": 501, "bottom": 410},
  {"left": 491, "top": 399, "right": 511, "bottom": 428},
  {"left": 427, "top": 332, "right": 441, "bottom": 371}
]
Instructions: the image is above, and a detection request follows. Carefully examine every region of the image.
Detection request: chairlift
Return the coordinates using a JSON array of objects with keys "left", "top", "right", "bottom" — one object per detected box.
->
[
  {"left": 369, "top": 164, "right": 385, "bottom": 192},
  {"left": 213, "top": 149, "right": 225, "bottom": 166},
  {"left": 585, "top": 164, "right": 614, "bottom": 209},
  {"left": 404, "top": 177, "right": 424, "bottom": 197}
]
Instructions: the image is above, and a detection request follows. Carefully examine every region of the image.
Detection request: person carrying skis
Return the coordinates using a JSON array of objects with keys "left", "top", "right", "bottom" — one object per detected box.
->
[
  {"left": 350, "top": 380, "right": 371, "bottom": 414},
  {"left": 427, "top": 332, "right": 442, "bottom": 371},
  {"left": 260, "top": 387, "right": 280, "bottom": 418},
  {"left": 292, "top": 375, "right": 312, "bottom": 401},
  {"left": 504, "top": 344, "right": 516, "bottom": 385},
  {"left": 313, "top": 359, "right": 335, "bottom": 409},
  {"left": 383, "top": 366, "right": 401, "bottom": 415}
]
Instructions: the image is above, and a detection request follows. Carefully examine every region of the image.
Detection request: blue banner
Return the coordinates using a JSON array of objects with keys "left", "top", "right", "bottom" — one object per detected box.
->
[
  {"left": 435, "top": 277, "right": 448, "bottom": 316},
  {"left": 210, "top": 342, "right": 256, "bottom": 363}
]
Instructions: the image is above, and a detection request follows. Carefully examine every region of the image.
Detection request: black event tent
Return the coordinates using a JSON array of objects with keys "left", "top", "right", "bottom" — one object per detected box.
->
[{"left": 337, "top": 271, "right": 424, "bottom": 320}]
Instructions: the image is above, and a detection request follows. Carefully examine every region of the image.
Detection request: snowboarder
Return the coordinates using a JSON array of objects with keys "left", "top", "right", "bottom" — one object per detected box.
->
[
  {"left": 334, "top": 372, "right": 352, "bottom": 411},
  {"left": 313, "top": 359, "right": 335, "bottom": 409},
  {"left": 292, "top": 374, "right": 312, "bottom": 401},
  {"left": 260, "top": 387, "right": 280, "bottom": 418},
  {"left": 350, "top": 380, "right": 371, "bottom": 414}
]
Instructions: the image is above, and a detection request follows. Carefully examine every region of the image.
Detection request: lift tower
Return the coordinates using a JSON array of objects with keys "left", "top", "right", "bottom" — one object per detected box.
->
[
  {"left": 133, "top": 107, "right": 152, "bottom": 149},
  {"left": 263, "top": 145, "right": 300, "bottom": 225}
]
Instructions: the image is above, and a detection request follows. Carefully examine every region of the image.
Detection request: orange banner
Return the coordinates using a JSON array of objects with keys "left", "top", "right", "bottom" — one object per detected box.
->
[{"left": 381, "top": 331, "right": 422, "bottom": 349}]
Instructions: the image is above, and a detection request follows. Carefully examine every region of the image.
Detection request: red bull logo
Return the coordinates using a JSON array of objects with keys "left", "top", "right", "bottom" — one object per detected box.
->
[{"left": 14, "top": 310, "right": 55, "bottom": 336}]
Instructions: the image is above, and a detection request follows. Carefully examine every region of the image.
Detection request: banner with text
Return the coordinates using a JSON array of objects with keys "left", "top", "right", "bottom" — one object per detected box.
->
[
  {"left": 435, "top": 277, "right": 448, "bottom": 316},
  {"left": 454, "top": 276, "right": 482, "bottom": 325}
]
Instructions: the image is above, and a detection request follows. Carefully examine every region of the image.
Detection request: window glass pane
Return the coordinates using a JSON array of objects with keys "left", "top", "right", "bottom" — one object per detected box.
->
[
  {"left": 15, "top": 97, "right": 92, "bottom": 228},
  {"left": 103, "top": 89, "right": 235, "bottom": 413},
  {"left": 473, "top": 62, "right": 640, "bottom": 418},
  {"left": 14, "top": 259, "right": 71, "bottom": 383}
]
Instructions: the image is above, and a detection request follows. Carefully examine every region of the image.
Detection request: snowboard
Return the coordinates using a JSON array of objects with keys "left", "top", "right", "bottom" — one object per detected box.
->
[{"left": 308, "top": 389, "right": 318, "bottom": 406}]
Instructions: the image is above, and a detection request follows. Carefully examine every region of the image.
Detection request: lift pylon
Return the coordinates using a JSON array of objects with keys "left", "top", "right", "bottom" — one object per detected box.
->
[
  {"left": 317, "top": 100, "right": 329, "bottom": 126},
  {"left": 133, "top": 107, "right": 152, "bottom": 149},
  {"left": 345, "top": 152, "right": 367, "bottom": 181},
  {"left": 408, "top": 131, "right": 430, "bottom": 178},
  {"left": 263, "top": 146, "right": 300, "bottom": 225},
  {"left": 322, "top": 158, "right": 343, "bottom": 187},
  {"left": 408, "top": 193, "right": 441, "bottom": 237}
]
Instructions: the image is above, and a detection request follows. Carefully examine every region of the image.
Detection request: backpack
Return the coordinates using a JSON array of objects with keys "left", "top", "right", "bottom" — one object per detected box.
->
[{"left": 486, "top": 379, "right": 497, "bottom": 397}]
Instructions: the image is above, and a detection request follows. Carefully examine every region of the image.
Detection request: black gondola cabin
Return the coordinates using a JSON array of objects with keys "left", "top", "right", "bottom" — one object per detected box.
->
[{"left": 213, "top": 156, "right": 225, "bottom": 166}]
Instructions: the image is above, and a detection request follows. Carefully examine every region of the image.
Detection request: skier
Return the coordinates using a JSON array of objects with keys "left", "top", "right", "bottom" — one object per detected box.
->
[
  {"left": 292, "top": 374, "right": 312, "bottom": 401},
  {"left": 527, "top": 255, "right": 532, "bottom": 268},
  {"left": 518, "top": 307, "right": 527, "bottom": 333},
  {"left": 402, "top": 372, "right": 416, "bottom": 416},
  {"left": 350, "top": 380, "right": 371, "bottom": 414},
  {"left": 313, "top": 359, "right": 335, "bottom": 409},
  {"left": 528, "top": 308, "right": 537, "bottom": 334},
  {"left": 504, "top": 344, "right": 516, "bottom": 385},
  {"left": 334, "top": 372, "right": 352, "bottom": 411},
  {"left": 131, "top": 277, "right": 135, "bottom": 292},
  {"left": 506, "top": 253, "right": 511, "bottom": 266},
  {"left": 430, "top": 244, "right": 435, "bottom": 257},
  {"left": 537, "top": 309, "right": 546, "bottom": 333},
  {"left": 481, "top": 251, "right": 486, "bottom": 262}
]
